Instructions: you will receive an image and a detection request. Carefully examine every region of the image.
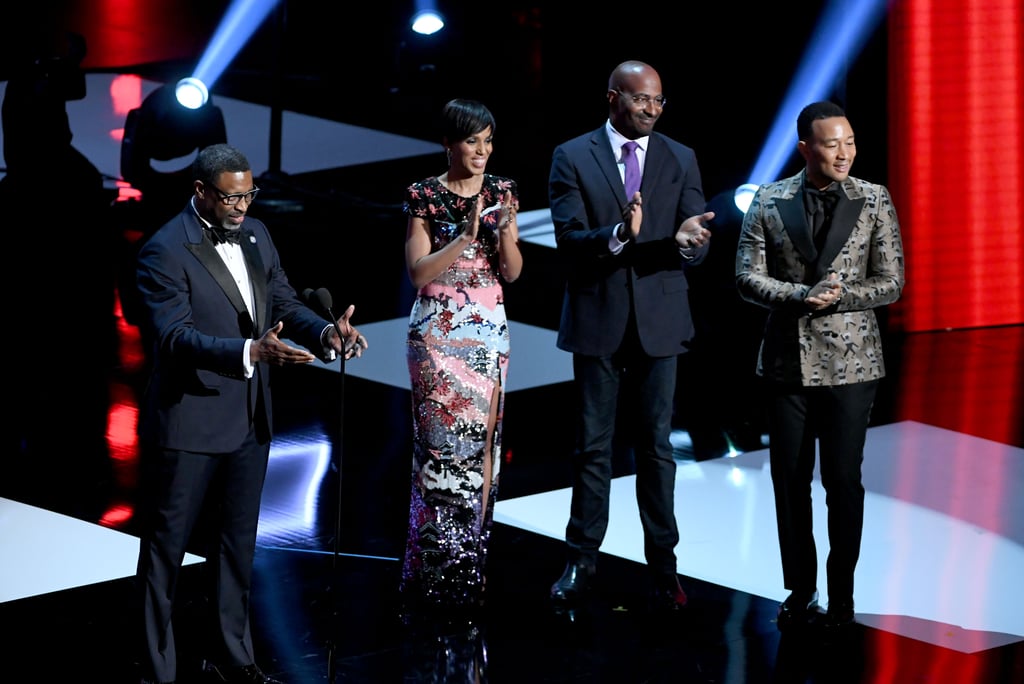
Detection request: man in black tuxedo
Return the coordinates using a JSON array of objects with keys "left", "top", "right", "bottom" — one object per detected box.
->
[
  {"left": 133, "top": 143, "right": 367, "bottom": 684},
  {"left": 548, "top": 60, "right": 714, "bottom": 612}
]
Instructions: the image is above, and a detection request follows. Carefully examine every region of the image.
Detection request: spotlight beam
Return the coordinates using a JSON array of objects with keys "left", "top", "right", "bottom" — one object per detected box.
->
[
  {"left": 745, "top": 0, "right": 890, "bottom": 189},
  {"left": 191, "top": 0, "right": 283, "bottom": 93}
]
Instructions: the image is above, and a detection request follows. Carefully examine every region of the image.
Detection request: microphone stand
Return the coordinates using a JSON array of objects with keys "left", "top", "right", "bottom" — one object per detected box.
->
[
  {"left": 329, "top": 328, "right": 345, "bottom": 570},
  {"left": 317, "top": 296, "right": 346, "bottom": 570},
  {"left": 305, "top": 287, "right": 345, "bottom": 684}
]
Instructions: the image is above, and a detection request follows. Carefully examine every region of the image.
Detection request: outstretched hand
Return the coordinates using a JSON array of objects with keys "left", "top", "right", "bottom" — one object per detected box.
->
[
  {"left": 251, "top": 321, "right": 316, "bottom": 366},
  {"left": 675, "top": 211, "right": 715, "bottom": 249},
  {"left": 327, "top": 304, "right": 368, "bottom": 359}
]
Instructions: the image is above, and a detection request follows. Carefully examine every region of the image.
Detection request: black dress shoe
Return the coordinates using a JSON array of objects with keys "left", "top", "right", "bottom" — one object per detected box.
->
[
  {"left": 649, "top": 574, "right": 688, "bottom": 612},
  {"left": 550, "top": 560, "right": 595, "bottom": 603},
  {"left": 821, "top": 599, "right": 855, "bottom": 629},
  {"left": 204, "top": 661, "right": 284, "bottom": 684},
  {"left": 776, "top": 590, "right": 820, "bottom": 630}
]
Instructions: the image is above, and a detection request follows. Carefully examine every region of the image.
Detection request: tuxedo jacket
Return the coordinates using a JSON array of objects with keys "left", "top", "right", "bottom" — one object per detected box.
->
[
  {"left": 135, "top": 204, "right": 330, "bottom": 453},
  {"left": 735, "top": 171, "right": 905, "bottom": 387},
  {"left": 549, "top": 125, "right": 709, "bottom": 358}
]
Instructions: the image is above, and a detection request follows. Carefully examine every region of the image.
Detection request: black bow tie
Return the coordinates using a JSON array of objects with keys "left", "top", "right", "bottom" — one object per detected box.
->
[
  {"left": 805, "top": 186, "right": 840, "bottom": 214},
  {"left": 206, "top": 224, "right": 242, "bottom": 245}
]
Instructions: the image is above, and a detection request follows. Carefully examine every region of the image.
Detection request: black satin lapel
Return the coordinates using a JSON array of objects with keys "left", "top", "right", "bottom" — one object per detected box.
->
[
  {"left": 777, "top": 194, "right": 817, "bottom": 263},
  {"left": 816, "top": 196, "right": 866, "bottom": 279},
  {"left": 240, "top": 233, "right": 267, "bottom": 334},
  {"left": 186, "top": 238, "right": 252, "bottom": 330}
]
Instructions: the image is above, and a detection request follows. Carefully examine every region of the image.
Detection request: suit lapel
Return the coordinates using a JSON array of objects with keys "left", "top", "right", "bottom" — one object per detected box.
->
[
  {"left": 588, "top": 128, "right": 627, "bottom": 208},
  {"left": 240, "top": 234, "right": 267, "bottom": 335},
  {"left": 815, "top": 187, "right": 865, "bottom": 280},
  {"left": 777, "top": 194, "right": 817, "bottom": 264},
  {"left": 640, "top": 135, "right": 668, "bottom": 200},
  {"left": 184, "top": 217, "right": 256, "bottom": 336}
]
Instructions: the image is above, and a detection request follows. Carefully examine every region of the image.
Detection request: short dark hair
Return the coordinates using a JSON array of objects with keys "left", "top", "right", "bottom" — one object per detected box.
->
[
  {"left": 439, "top": 99, "right": 496, "bottom": 144},
  {"left": 193, "top": 143, "right": 251, "bottom": 186},
  {"left": 797, "top": 101, "right": 847, "bottom": 141}
]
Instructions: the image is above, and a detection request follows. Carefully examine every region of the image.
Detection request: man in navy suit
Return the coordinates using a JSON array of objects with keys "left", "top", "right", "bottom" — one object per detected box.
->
[
  {"left": 548, "top": 60, "right": 714, "bottom": 612},
  {"left": 133, "top": 143, "right": 367, "bottom": 684}
]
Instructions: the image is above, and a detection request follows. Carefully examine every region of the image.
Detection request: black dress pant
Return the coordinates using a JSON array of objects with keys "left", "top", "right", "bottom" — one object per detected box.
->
[
  {"left": 565, "top": 318, "right": 680, "bottom": 575},
  {"left": 767, "top": 380, "right": 878, "bottom": 603},
  {"left": 136, "top": 429, "right": 270, "bottom": 683}
]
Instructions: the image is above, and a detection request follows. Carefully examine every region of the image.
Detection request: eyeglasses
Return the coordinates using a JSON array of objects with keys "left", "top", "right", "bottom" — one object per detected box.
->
[
  {"left": 208, "top": 183, "right": 260, "bottom": 206},
  {"left": 615, "top": 89, "right": 667, "bottom": 108}
]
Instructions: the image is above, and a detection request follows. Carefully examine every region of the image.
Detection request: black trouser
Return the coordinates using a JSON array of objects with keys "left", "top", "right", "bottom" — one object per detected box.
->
[
  {"left": 768, "top": 380, "right": 877, "bottom": 604},
  {"left": 566, "top": 321, "right": 680, "bottom": 575}
]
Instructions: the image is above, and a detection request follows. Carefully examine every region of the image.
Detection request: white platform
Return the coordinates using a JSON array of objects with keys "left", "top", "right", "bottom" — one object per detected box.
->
[
  {"left": 0, "top": 498, "right": 203, "bottom": 604},
  {"left": 495, "top": 420, "right": 1024, "bottom": 653}
]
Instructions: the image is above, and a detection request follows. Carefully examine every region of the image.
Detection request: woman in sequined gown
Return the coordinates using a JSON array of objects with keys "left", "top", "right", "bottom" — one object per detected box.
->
[{"left": 400, "top": 99, "right": 522, "bottom": 623}]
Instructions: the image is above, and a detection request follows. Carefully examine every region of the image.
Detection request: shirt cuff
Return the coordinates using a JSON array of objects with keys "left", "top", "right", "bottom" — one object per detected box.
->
[
  {"left": 242, "top": 339, "right": 255, "bottom": 378},
  {"left": 320, "top": 324, "right": 337, "bottom": 361},
  {"left": 609, "top": 223, "right": 628, "bottom": 254}
]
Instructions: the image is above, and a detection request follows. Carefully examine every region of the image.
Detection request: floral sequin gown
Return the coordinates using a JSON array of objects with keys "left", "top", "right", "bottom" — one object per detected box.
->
[{"left": 401, "top": 174, "right": 518, "bottom": 618}]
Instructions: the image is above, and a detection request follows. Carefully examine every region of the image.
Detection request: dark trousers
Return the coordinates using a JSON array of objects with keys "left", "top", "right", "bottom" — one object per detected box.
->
[
  {"left": 566, "top": 337, "right": 679, "bottom": 574},
  {"left": 136, "top": 430, "right": 270, "bottom": 683},
  {"left": 767, "top": 380, "right": 878, "bottom": 604}
]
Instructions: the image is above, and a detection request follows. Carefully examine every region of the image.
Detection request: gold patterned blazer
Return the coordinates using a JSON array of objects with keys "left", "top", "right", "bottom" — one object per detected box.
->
[{"left": 735, "top": 171, "right": 904, "bottom": 387}]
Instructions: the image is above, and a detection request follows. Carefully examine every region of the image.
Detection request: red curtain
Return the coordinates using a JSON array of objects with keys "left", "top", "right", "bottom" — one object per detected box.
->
[{"left": 887, "top": 0, "right": 1023, "bottom": 333}]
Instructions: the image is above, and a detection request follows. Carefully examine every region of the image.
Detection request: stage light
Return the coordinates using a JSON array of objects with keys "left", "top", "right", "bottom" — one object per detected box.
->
[
  {"left": 174, "top": 77, "right": 209, "bottom": 110},
  {"left": 411, "top": 8, "right": 445, "bottom": 36},
  {"left": 120, "top": 82, "right": 227, "bottom": 219},
  {"left": 733, "top": 183, "right": 759, "bottom": 214}
]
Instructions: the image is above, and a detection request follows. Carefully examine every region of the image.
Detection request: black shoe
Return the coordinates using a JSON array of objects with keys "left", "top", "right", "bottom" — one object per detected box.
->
[
  {"left": 204, "top": 662, "right": 284, "bottom": 684},
  {"left": 550, "top": 560, "right": 595, "bottom": 603},
  {"left": 649, "top": 573, "right": 688, "bottom": 612},
  {"left": 776, "top": 590, "right": 820, "bottom": 630},
  {"left": 821, "top": 599, "right": 855, "bottom": 629}
]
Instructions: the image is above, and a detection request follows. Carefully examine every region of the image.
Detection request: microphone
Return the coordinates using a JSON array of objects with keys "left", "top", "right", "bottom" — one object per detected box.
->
[
  {"left": 304, "top": 287, "right": 345, "bottom": 353},
  {"left": 303, "top": 287, "right": 334, "bottom": 316}
]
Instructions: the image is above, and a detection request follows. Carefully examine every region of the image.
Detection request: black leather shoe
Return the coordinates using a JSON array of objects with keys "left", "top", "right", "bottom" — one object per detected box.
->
[
  {"left": 550, "top": 560, "right": 595, "bottom": 603},
  {"left": 821, "top": 599, "right": 855, "bottom": 629},
  {"left": 776, "top": 590, "right": 820, "bottom": 630},
  {"left": 649, "top": 573, "right": 688, "bottom": 612},
  {"left": 204, "top": 661, "right": 284, "bottom": 684}
]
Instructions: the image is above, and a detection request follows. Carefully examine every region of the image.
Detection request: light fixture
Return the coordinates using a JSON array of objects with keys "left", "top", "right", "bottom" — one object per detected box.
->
[
  {"left": 120, "top": 81, "right": 227, "bottom": 218},
  {"left": 411, "top": 6, "right": 444, "bottom": 36},
  {"left": 174, "top": 77, "right": 209, "bottom": 110},
  {"left": 733, "top": 183, "right": 759, "bottom": 214}
]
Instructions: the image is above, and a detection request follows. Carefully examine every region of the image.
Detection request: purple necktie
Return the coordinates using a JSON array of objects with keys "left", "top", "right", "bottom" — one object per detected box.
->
[{"left": 622, "top": 141, "right": 641, "bottom": 200}]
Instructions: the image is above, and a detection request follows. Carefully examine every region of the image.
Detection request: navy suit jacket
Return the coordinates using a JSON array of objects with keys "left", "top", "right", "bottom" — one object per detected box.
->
[
  {"left": 135, "top": 204, "right": 330, "bottom": 453},
  {"left": 550, "top": 125, "right": 709, "bottom": 357}
]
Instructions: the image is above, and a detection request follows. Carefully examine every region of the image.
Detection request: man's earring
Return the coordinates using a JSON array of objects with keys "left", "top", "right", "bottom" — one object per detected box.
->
[{"left": 446, "top": 148, "right": 452, "bottom": 166}]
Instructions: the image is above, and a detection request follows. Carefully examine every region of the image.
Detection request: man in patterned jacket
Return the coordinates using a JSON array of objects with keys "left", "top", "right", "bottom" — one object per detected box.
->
[{"left": 736, "top": 100, "right": 904, "bottom": 631}]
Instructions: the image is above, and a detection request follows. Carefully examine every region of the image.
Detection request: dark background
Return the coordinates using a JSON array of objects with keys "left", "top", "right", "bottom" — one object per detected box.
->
[
  {"left": 2, "top": 0, "right": 894, "bottom": 458},
  {"left": 4, "top": 0, "right": 891, "bottom": 209}
]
